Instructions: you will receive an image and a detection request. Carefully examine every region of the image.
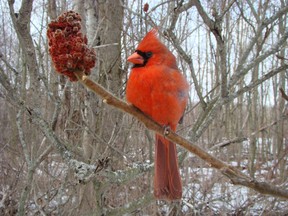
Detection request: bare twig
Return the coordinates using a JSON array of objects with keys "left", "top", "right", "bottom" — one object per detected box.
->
[
  {"left": 229, "top": 6, "right": 288, "bottom": 88},
  {"left": 280, "top": 87, "right": 288, "bottom": 102},
  {"left": 192, "top": 1, "right": 228, "bottom": 98},
  {"left": 210, "top": 137, "right": 248, "bottom": 150},
  {"left": 0, "top": 52, "right": 19, "bottom": 75},
  {"left": 229, "top": 64, "right": 288, "bottom": 102},
  {"left": 165, "top": 30, "right": 207, "bottom": 109},
  {"left": 93, "top": 43, "right": 119, "bottom": 49}
]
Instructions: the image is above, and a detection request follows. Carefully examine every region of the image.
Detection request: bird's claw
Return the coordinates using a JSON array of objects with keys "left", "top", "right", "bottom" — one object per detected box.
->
[{"left": 163, "top": 125, "right": 171, "bottom": 137}]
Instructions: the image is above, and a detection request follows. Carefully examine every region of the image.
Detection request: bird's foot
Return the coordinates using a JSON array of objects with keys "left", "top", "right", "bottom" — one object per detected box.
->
[{"left": 163, "top": 125, "right": 171, "bottom": 137}]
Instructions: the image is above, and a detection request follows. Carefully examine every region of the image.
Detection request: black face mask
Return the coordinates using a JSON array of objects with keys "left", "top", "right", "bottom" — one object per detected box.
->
[{"left": 132, "top": 50, "right": 153, "bottom": 68}]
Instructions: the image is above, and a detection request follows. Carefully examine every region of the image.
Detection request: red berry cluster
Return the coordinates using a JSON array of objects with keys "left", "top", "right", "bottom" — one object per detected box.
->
[
  {"left": 47, "top": 11, "right": 96, "bottom": 81},
  {"left": 143, "top": 3, "right": 149, "bottom": 13}
]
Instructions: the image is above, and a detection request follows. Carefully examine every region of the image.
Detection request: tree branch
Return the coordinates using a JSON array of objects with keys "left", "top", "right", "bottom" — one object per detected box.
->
[
  {"left": 74, "top": 71, "right": 288, "bottom": 199},
  {"left": 229, "top": 7, "right": 288, "bottom": 88},
  {"left": 8, "top": 0, "right": 39, "bottom": 86},
  {"left": 229, "top": 64, "right": 288, "bottom": 102},
  {"left": 280, "top": 87, "right": 288, "bottom": 102},
  {"left": 192, "top": 1, "right": 228, "bottom": 98},
  {"left": 210, "top": 137, "right": 248, "bottom": 150},
  {"left": 165, "top": 30, "right": 207, "bottom": 110}
]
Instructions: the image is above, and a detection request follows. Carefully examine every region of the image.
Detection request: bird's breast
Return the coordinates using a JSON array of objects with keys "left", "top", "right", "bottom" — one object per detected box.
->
[
  {"left": 126, "top": 65, "right": 189, "bottom": 128},
  {"left": 126, "top": 68, "right": 153, "bottom": 116}
]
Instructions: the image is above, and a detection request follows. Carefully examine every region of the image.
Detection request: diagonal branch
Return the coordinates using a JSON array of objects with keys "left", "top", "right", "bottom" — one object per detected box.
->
[
  {"left": 229, "top": 64, "right": 288, "bottom": 102},
  {"left": 280, "top": 87, "right": 288, "bottom": 102},
  {"left": 74, "top": 71, "right": 288, "bottom": 199}
]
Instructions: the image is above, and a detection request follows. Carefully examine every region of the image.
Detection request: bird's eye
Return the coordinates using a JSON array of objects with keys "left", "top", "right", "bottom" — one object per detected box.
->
[{"left": 146, "top": 52, "right": 153, "bottom": 58}]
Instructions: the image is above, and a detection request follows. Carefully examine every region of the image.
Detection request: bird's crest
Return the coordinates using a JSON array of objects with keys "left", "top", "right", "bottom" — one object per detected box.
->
[
  {"left": 136, "top": 28, "right": 177, "bottom": 68},
  {"left": 137, "top": 28, "right": 165, "bottom": 52}
]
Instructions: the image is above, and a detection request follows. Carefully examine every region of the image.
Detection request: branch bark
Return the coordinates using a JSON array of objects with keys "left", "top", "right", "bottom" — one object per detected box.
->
[
  {"left": 280, "top": 87, "right": 288, "bottom": 102},
  {"left": 8, "top": 0, "right": 39, "bottom": 87}
]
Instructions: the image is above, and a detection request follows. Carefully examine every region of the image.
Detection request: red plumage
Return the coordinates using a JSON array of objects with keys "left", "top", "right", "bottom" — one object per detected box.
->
[{"left": 126, "top": 29, "right": 189, "bottom": 200}]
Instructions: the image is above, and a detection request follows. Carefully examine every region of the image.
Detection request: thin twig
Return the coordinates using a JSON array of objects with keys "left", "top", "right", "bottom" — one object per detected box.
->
[{"left": 280, "top": 87, "right": 288, "bottom": 102}]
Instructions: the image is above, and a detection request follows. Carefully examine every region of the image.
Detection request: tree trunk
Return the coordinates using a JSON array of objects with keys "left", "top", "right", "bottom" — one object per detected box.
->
[{"left": 276, "top": 3, "right": 286, "bottom": 181}]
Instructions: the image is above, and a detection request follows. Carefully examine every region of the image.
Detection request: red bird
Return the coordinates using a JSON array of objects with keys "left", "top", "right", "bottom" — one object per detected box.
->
[{"left": 126, "top": 29, "right": 189, "bottom": 200}]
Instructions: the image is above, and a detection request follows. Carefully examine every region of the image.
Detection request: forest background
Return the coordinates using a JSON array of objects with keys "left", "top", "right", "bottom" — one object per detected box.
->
[{"left": 0, "top": 0, "right": 288, "bottom": 215}]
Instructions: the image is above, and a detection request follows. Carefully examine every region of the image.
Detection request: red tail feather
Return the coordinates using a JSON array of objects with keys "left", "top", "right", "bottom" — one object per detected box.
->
[{"left": 154, "top": 134, "right": 182, "bottom": 200}]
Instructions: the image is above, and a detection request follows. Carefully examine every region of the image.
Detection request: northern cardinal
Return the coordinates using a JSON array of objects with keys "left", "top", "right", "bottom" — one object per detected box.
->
[{"left": 126, "top": 29, "right": 189, "bottom": 200}]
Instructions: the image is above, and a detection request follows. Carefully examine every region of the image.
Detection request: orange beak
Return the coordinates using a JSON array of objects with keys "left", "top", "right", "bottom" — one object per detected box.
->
[{"left": 127, "top": 52, "right": 144, "bottom": 65}]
